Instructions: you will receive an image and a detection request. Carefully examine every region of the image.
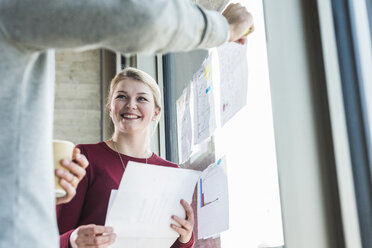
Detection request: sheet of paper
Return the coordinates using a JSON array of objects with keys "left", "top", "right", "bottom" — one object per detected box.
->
[
  {"left": 106, "top": 190, "right": 176, "bottom": 248},
  {"left": 111, "top": 237, "right": 176, "bottom": 248},
  {"left": 193, "top": 55, "right": 217, "bottom": 144},
  {"left": 197, "top": 156, "right": 229, "bottom": 239},
  {"left": 105, "top": 162, "right": 202, "bottom": 247},
  {"left": 106, "top": 189, "right": 117, "bottom": 220},
  {"left": 217, "top": 42, "right": 249, "bottom": 126},
  {"left": 176, "top": 85, "right": 193, "bottom": 164}
]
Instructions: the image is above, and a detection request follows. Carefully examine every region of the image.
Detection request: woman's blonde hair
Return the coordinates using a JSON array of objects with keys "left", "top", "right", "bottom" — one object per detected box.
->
[{"left": 107, "top": 67, "right": 162, "bottom": 137}]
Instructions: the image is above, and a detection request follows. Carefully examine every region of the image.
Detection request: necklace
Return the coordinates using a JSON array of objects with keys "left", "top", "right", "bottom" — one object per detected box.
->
[{"left": 111, "top": 140, "right": 148, "bottom": 170}]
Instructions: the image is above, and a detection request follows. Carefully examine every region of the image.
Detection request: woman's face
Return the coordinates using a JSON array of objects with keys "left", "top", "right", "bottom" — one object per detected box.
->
[{"left": 109, "top": 78, "right": 160, "bottom": 135}]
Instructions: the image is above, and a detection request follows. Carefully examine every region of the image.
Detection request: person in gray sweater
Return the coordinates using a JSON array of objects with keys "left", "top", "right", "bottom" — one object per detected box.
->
[{"left": 0, "top": 1, "right": 253, "bottom": 247}]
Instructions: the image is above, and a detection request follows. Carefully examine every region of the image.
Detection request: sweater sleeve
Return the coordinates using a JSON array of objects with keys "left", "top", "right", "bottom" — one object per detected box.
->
[
  {"left": 171, "top": 232, "right": 195, "bottom": 248},
  {"left": 59, "top": 230, "right": 74, "bottom": 248},
  {"left": 1, "top": 0, "right": 228, "bottom": 54},
  {"left": 56, "top": 145, "right": 90, "bottom": 248}
]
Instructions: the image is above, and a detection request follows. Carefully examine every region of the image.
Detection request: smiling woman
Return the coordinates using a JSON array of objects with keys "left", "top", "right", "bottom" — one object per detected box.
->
[
  {"left": 56, "top": 68, "right": 196, "bottom": 248},
  {"left": 106, "top": 68, "right": 162, "bottom": 151}
]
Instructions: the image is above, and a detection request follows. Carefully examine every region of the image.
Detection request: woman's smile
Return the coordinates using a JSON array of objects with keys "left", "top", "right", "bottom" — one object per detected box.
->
[{"left": 120, "top": 113, "right": 141, "bottom": 119}]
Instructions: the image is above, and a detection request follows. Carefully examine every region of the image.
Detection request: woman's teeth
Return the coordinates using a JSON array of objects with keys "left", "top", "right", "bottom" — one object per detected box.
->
[{"left": 121, "top": 114, "right": 139, "bottom": 119}]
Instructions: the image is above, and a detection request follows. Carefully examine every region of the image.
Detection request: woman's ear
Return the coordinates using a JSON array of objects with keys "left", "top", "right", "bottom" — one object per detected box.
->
[
  {"left": 108, "top": 105, "right": 113, "bottom": 118},
  {"left": 152, "top": 107, "right": 161, "bottom": 121}
]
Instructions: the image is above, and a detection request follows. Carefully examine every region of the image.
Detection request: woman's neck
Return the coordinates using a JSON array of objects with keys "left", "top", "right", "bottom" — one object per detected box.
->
[{"left": 108, "top": 132, "right": 151, "bottom": 158}]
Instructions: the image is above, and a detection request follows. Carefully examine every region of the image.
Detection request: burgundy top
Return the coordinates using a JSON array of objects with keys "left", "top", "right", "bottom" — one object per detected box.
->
[{"left": 57, "top": 142, "right": 194, "bottom": 248}]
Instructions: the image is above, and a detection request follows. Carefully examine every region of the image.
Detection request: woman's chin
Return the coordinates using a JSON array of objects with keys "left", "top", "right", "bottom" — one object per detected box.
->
[{"left": 117, "top": 127, "right": 143, "bottom": 135}]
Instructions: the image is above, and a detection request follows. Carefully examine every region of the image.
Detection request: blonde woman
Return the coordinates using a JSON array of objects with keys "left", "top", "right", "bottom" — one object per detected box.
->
[{"left": 57, "top": 68, "right": 194, "bottom": 248}]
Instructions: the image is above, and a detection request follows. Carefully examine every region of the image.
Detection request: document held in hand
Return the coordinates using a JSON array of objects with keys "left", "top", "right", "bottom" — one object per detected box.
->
[{"left": 105, "top": 161, "right": 201, "bottom": 248}]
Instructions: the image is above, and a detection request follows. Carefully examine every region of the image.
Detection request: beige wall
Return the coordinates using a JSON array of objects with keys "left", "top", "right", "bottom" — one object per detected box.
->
[{"left": 54, "top": 50, "right": 101, "bottom": 145}]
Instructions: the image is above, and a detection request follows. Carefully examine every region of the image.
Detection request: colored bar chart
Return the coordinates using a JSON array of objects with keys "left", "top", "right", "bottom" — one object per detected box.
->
[{"left": 200, "top": 178, "right": 219, "bottom": 208}]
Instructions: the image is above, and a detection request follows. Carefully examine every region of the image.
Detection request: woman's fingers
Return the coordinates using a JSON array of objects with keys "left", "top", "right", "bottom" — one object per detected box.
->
[
  {"left": 58, "top": 148, "right": 88, "bottom": 186},
  {"left": 55, "top": 178, "right": 76, "bottom": 205},
  {"left": 61, "top": 160, "right": 85, "bottom": 184},
  {"left": 172, "top": 215, "right": 192, "bottom": 231},
  {"left": 76, "top": 233, "right": 116, "bottom": 247},
  {"left": 73, "top": 148, "right": 89, "bottom": 170},
  {"left": 77, "top": 224, "right": 113, "bottom": 236},
  {"left": 171, "top": 199, "right": 194, "bottom": 243},
  {"left": 55, "top": 149, "right": 88, "bottom": 205},
  {"left": 171, "top": 222, "right": 188, "bottom": 236},
  {"left": 76, "top": 225, "right": 116, "bottom": 247},
  {"left": 181, "top": 199, "right": 194, "bottom": 223},
  {"left": 64, "top": 148, "right": 89, "bottom": 180},
  {"left": 55, "top": 166, "right": 73, "bottom": 182},
  {"left": 172, "top": 199, "right": 194, "bottom": 231},
  {"left": 56, "top": 163, "right": 79, "bottom": 188},
  {"left": 59, "top": 179, "right": 76, "bottom": 198}
]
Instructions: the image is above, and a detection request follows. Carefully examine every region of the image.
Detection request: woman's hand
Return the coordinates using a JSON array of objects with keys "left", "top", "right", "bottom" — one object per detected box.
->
[
  {"left": 222, "top": 3, "right": 254, "bottom": 44},
  {"left": 71, "top": 224, "right": 116, "bottom": 248},
  {"left": 55, "top": 148, "right": 89, "bottom": 205},
  {"left": 171, "top": 199, "right": 194, "bottom": 243}
]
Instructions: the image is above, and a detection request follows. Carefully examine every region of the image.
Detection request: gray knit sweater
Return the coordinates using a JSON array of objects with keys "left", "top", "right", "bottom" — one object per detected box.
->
[{"left": 0, "top": 1, "right": 228, "bottom": 247}]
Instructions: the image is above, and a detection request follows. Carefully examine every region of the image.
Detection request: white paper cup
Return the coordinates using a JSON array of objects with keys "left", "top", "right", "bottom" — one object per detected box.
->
[{"left": 53, "top": 140, "right": 74, "bottom": 198}]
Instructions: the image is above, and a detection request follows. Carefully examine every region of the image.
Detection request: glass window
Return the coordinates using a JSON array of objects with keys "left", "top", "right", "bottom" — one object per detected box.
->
[{"left": 215, "top": 1, "right": 283, "bottom": 247}]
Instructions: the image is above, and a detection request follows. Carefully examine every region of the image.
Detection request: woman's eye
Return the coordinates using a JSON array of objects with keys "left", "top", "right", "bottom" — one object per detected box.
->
[
  {"left": 138, "top": 97, "right": 148, "bottom": 101},
  {"left": 116, "top": 95, "right": 127, "bottom": 99}
]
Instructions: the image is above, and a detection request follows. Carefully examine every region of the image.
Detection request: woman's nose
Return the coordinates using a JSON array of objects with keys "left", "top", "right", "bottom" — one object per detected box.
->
[{"left": 126, "top": 99, "right": 137, "bottom": 109}]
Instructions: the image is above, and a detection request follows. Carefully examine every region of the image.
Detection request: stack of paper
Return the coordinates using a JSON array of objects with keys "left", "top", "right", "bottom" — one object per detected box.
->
[{"left": 105, "top": 162, "right": 201, "bottom": 248}]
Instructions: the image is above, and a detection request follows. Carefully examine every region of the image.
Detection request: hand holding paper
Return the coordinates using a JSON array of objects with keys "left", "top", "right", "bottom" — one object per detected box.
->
[
  {"left": 171, "top": 199, "right": 194, "bottom": 243},
  {"left": 105, "top": 162, "right": 201, "bottom": 248},
  {"left": 71, "top": 224, "right": 116, "bottom": 248}
]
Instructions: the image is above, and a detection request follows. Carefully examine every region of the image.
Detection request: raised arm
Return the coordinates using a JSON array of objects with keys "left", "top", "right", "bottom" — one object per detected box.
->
[{"left": 1, "top": 0, "right": 252, "bottom": 53}]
